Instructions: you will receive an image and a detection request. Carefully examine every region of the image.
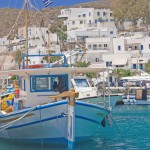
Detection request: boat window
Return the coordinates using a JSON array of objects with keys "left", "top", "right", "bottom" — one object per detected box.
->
[
  {"left": 51, "top": 75, "right": 68, "bottom": 93},
  {"left": 36, "top": 77, "right": 50, "bottom": 91},
  {"left": 19, "top": 77, "right": 26, "bottom": 91},
  {"left": 74, "top": 79, "right": 89, "bottom": 87},
  {"left": 30, "top": 74, "right": 68, "bottom": 92}
]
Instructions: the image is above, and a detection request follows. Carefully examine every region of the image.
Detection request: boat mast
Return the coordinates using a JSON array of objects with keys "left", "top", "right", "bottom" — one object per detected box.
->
[
  {"left": 25, "top": 0, "right": 29, "bottom": 67},
  {"left": 47, "top": 25, "right": 51, "bottom": 63}
]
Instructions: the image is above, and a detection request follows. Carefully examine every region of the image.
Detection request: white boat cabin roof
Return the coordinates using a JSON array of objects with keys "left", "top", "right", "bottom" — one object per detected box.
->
[{"left": 0, "top": 67, "right": 106, "bottom": 76}]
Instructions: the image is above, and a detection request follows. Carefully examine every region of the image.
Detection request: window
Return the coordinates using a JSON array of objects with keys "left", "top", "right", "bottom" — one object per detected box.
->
[
  {"left": 110, "top": 31, "right": 113, "bottom": 34},
  {"left": 118, "top": 46, "right": 121, "bottom": 50},
  {"left": 74, "top": 79, "right": 89, "bottom": 87},
  {"left": 99, "top": 44, "right": 102, "bottom": 47},
  {"left": 97, "top": 12, "right": 100, "bottom": 16},
  {"left": 80, "top": 21, "right": 83, "bottom": 24},
  {"left": 106, "top": 62, "right": 112, "bottom": 67},
  {"left": 103, "top": 12, "right": 106, "bottom": 16},
  {"left": 19, "top": 77, "right": 26, "bottom": 91},
  {"left": 135, "top": 46, "right": 138, "bottom": 50},
  {"left": 36, "top": 77, "right": 50, "bottom": 91},
  {"left": 149, "top": 44, "right": 150, "bottom": 49},
  {"left": 95, "top": 20, "right": 97, "bottom": 23},
  {"left": 140, "top": 64, "right": 143, "bottom": 70},
  {"left": 104, "top": 44, "right": 108, "bottom": 47},
  {"left": 51, "top": 76, "right": 68, "bottom": 93},
  {"left": 110, "top": 13, "right": 112, "bottom": 17},
  {"left": 82, "top": 14, "right": 86, "bottom": 17},
  {"left": 95, "top": 58, "right": 99, "bottom": 62},
  {"left": 30, "top": 75, "right": 68, "bottom": 92},
  {"left": 89, "top": 20, "right": 91, "bottom": 24},
  {"left": 72, "top": 21, "right": 75, "bottom": 25},
  {"left": 133, "top": 64, "right": 136, "bottom": 69},
  {"left": 141, "top": 45, "right": 143, "bottom": 50},
  {"left": 88, "top": 45, "right": 91, "bottom": 49},
  {"left": 78, "top": 15, "right": 81, "bottom": 18},
  {"left": 89, "top": 12, "right": 91, "bottom": 16},
  {"left": 93, "top": 44, "right": 97, "bottom": 50}
]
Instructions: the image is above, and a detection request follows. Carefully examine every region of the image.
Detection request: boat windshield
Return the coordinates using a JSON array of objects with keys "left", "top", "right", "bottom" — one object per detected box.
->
[{"left": 74, "top": 79, "right": 89, "bottom": 87}]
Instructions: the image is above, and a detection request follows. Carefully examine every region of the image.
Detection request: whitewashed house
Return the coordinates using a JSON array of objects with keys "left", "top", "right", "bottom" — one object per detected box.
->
[
  {"left": 58, "top": 8, "right": 114, "bottom": 31},
  {"left": 18, "top": 26, "right": 58, "bottom": 48}
]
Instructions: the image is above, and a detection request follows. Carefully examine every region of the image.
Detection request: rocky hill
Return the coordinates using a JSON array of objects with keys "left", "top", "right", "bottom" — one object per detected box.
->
[{"left": 0, "top": 0, "right": 111, "bottom": 38}]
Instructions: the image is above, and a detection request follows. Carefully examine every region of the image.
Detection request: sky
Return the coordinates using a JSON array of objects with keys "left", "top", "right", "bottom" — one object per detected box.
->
[{"left": 0, "top": 0, "right": 95, "bottom": 9}]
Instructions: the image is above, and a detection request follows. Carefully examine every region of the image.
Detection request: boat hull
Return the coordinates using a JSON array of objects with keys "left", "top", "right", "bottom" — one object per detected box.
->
[
  {"left": 0, "top": 100, "right": 109, "bottom": 144},
  {"left": 79, "top": 95, "right": 122, "bottom": 108}
]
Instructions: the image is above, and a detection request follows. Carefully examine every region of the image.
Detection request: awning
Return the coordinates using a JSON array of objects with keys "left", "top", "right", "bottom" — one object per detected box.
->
[{"left": 112, "top": 58, "right": 128, "bottom": 66}]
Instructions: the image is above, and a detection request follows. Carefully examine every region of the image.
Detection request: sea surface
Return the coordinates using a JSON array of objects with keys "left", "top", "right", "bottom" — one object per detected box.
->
[{"left": 0, "top": 105, "right": 150, "bottom": 150}]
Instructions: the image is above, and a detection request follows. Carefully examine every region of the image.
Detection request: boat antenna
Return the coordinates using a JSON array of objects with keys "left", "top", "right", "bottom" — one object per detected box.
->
[{"left": 25, "top": 0, "right": 29, "bottom": 67}]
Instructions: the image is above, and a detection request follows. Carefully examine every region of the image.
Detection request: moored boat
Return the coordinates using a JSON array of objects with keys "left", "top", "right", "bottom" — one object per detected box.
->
[{"left": 0, "top": 64, "right": 111, "bottom": 148}]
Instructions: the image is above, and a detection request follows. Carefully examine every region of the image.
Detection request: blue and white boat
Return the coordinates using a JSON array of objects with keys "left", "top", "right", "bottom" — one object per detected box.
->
[{"left": 0, "top": 58, "right": 113, "bottom": 148}]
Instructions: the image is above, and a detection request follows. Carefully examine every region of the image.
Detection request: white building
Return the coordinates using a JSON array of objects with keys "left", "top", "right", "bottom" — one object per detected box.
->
[
  {"left": 86, "top": 37, "right": 113, "bottom": 52},
  {"left": 0, "top": 36, "right": 9, "bottom": 52},
  {"left": 18, "top": 26, "right": 58, "bottom": 48},
  {"left": 67, "top": 26, "right": 117, "bottom": 42},
  {"left": 58, "top": 8, "right": 114, "bottom": 31}
]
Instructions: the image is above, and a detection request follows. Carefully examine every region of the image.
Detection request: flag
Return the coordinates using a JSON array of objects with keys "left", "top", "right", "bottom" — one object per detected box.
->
[{"left": 43, "top": 0, "right": 52, "bottom": 8}]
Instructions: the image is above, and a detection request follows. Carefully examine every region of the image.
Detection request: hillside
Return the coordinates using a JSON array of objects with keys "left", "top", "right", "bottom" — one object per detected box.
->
[{"left": 0, "top": 0, "right": 111, "bottom": 38}]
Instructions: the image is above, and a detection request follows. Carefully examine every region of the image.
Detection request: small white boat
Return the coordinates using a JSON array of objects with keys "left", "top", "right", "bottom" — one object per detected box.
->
[
  {"left": 71, "top": 76, "right": 122, "bottom": 108},
  {"left": 123, "top": 89, "right": 150, "bottom": 105}
]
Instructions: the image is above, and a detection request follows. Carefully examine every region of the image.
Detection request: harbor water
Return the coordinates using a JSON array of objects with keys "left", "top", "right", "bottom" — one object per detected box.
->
[{"left": 0, "top": 105, "right": 150, "bottom": 150}]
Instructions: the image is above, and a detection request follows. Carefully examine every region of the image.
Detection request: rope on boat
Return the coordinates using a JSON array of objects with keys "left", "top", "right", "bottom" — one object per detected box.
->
[{"left": 0, "top": 106, "right": 37, "bottom": 131}]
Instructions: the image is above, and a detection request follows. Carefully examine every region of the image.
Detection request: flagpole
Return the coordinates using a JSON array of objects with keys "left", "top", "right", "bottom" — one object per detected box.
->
[{"left": 26, "top": 0, "right": 29, "bottom": 67}]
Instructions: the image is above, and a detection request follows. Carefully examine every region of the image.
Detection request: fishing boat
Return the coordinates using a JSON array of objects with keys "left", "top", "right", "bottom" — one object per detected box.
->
[{"left": 0, "top": 58, "right": 111, "bottom": 148}]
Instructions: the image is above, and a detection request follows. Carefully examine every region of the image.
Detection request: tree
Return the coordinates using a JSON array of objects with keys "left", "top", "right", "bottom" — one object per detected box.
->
[
  {"left": 74, "top": 61, "right": 90, "bottom": 67},
  {"left": 49, "top": 19, "right": 67, "bottom": 43},
  {"left": 11, "top": 75, "right": 18, "bottom": 81},
  {"left": 14, "top": 50, "right": 22, "bottom": 69},
  {"left": 145, "top": 60, "right": 150, "bottom": 73},
  {"left": 113, "top": 68, "right": 137, "bottom": 81},
  {"left": 73, "top": 61, "right": 96, "bottom": 78}
]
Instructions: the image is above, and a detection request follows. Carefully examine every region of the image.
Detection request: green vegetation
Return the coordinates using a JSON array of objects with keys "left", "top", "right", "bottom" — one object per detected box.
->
[
  {"left": 112, "top": 68, "right": 137, "bottom": 81},
  {"left": 112, "top": 0, "right": 150, "bottom": 30},
  {"left": 73, "top": 61, "right": 96, "bottom": 78},
  {"left": 43, "top": 56, "right": 61, "bottom": 63},
  {"left": 11, "top": 75, "right": 18, "bottom": 80},
  {"left": 49, "top": 20, "right": 67, "bottom": 42},
  {"left": 145, "top": 60, "right": 150, "bottom": 73},
  {"left": 74, "top": 61, "right": 90, "bottom": 67},
  {"left": 14, "top": 50, "right": 23, "bottom": 69}
]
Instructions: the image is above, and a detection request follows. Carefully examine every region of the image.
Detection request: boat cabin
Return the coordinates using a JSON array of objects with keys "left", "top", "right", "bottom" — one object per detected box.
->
[
  {"left": 0, "top": 67, "right": 105, "bottom": 110},
  {"left": 71, "top": 76, "right": 97, "bottom": 99}
]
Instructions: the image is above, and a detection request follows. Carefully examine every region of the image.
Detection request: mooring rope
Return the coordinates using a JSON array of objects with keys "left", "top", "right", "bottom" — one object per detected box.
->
[{"left": 0, "top": 106, "right": 37, "bottom": 131}]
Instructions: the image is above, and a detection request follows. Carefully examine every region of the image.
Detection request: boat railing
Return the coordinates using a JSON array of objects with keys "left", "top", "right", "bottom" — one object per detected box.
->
[{"left": 22, "top": 54, "right": 68, "bottom": 69}]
